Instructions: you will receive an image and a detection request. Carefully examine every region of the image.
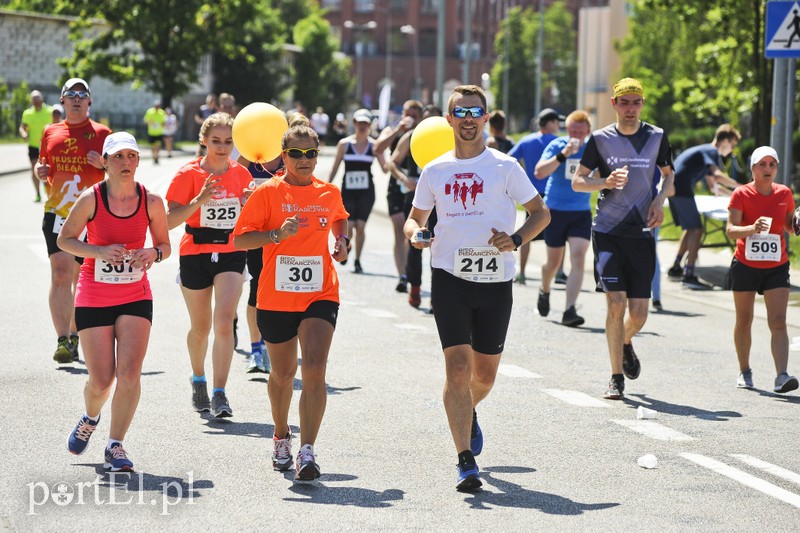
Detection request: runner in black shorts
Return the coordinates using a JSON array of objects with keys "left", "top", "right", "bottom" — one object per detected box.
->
[
  {"left": 404, "top": 85, "right": 550, "bottom": 492},
  {"left": 726, "top": 145, "right": 798, "bottom": 393},
  {"left": 573, "top": 77, "right": 673, "bottom": 400},
  {"left": 327, "top": 109, "right": 385, "bottom": 274}
]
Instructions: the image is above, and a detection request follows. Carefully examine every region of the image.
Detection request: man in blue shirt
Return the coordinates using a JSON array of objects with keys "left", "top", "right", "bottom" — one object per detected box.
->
[
  {"left": 667, "top": 124, "right": 741, "bottom": 288},
  {"left": 508, "top": 108, "right": 564, "bottom": 282}
]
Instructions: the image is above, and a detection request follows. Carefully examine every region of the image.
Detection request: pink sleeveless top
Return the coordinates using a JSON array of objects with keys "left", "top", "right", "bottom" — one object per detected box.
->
[{"left": 75, "top": 181, "right": 153, "bottom": 307}]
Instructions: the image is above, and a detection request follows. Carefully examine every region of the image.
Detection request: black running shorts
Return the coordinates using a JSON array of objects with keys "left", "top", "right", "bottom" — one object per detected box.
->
[
  {"left": 257, "top": 300, "right": 339, "bottom": 344},
  {"left": 728, "top": 258, "right": 790, "bottom": 294},
  {"left": 179, "top": 251, "right": 246, "bottom": 290},
  {"left": 75, "top": 300, "right": 153, "bottom": 331},
  {"left": 592, "top": 231, "right": 655, "bottom": 298}
]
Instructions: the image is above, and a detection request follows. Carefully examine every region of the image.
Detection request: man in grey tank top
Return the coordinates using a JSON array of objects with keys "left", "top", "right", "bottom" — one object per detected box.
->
[{"left": 572, "top": 77, "right": 674, "bottom": 400}]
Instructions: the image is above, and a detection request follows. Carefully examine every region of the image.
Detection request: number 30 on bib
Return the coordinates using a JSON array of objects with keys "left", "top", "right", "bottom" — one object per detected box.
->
[{"left": 454, "top": 247, "right": 504, "bottom": 282}]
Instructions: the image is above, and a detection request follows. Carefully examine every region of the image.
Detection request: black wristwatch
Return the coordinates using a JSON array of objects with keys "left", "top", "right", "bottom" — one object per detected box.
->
[
  {"left": 511, "top": 233, "right": 523, "bottom": 251},
  {"left": 154, "top": 247, "right": 162, "bottom": 263}
]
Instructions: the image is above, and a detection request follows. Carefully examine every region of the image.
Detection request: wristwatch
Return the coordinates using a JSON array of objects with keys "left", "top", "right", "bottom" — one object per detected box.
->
[
  {"left": 511, "top": 233, "right": 523, "bottom": 251},
  {"left": 154, "top": 247, "right": 162, "bottom": 263}
]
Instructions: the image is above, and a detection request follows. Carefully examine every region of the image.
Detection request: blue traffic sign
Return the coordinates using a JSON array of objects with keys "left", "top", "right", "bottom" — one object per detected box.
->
[{"left": 766, "top": 1, "right": 800, "bottom": 58}]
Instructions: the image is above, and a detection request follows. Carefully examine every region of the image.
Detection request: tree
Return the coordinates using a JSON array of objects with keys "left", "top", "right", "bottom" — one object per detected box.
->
[
  {"left": 291, "top": 12, "right": 353, "bottom": 113},
  {"left": 490, "top": 2, "right": 577, "bottom": 131},
  {"left": 618, "top": 0, "right": 770, "bottom": 144}
]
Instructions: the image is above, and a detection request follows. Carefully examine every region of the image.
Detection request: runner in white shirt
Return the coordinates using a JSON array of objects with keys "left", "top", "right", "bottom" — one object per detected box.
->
[{"left": 404, "top": 85, "right": 550, "bottom": 493}]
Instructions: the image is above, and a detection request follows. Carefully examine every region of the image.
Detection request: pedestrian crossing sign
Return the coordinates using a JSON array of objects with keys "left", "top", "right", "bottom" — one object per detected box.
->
[{"left": 766, "top": 1, "right": 800, "bottom": 58}]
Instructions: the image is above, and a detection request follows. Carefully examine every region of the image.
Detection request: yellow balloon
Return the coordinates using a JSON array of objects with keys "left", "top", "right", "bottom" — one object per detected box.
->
[
  {"left": 410, "top": 116, "right": 455, "bottom": 169},
  {"left": 232, "top": 103, "right": 288, "bottom": 163}
]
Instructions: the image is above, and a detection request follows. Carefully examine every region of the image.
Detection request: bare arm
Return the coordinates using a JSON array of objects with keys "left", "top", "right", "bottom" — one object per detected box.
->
[
  {"left": 535, "top": 140, "right": 579, "bottom": 180},
  {"left": 166, "top": 175, "right": 223, "bottom": 229},
  {"left": 327, "top": 138, "right": 348, "bottom": 183},
  {"left": 572, "top": 164, "right": 625, "bottom": 192},
  {"left": 404, "top": 206, "right": 433, "bottom": 249},
  {"left": 727, "top": 207, "right": 767, "bottom": 240},
  {"left": 57, "top": 191, "right": 128, "bottom": 264},
  {"left": 488, "top": 195, "right": 550, "bottom": 251}
]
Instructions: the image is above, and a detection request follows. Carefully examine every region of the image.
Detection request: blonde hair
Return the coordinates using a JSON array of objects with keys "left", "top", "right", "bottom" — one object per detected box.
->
[
  {"left": 447, "top": 85, "right": 488, "bottom": 114},
  {"left": 565, "top": 110, "right": 591, "bottom": 129},
  {"left": 199, "top": 112, "right": 234, "bottom": 141},
  {"left": 281, "top": 114, "right": 319, "bottom": 148}
]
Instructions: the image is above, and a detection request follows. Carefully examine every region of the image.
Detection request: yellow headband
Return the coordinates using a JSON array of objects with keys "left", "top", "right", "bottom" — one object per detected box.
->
[{"left": 613, "top": 77, "right": 644, "bottom": 99}]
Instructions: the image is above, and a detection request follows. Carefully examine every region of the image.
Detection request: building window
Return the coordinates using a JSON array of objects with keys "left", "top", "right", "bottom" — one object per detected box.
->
[
  {"left": 321, "top": 0, "right": 341, "bottom": 9},
  {"left": 355, "top": 0, "right": 376, "bottom": 12},
  {"left": 421, "top": 0, "right": 440, "bottom": 13},
  {"left": 420, "top": 29, "right": 437, "bottom": 56},
  {"left": 389, "top": 0, "right": 407, "bottom": 11}
]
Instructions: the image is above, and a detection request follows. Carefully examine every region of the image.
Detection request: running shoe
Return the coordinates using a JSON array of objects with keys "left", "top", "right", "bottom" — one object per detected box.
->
[
  {"left": 774, "top": 372, "right": 799, "bottom": 394},
  {"left": 272, "top": 432, "right": 293, "bottom": 471},
  {"left": 537, "top": 290, "right": 550, "bottom": 317},
  {"left": 295, "top": 444, "right": 321, "bottom": 481},
  {"left": 515, "top": 273, "right": 526, "bottom": 285},
  {"left": 456, "top": 462, "right": 482, "bottom": 492},
  {"left": 211, "top": 391, "right": 233, "bottom": 418},
  {"left": 53, "top": 336, "right": 72, "bottom": 364},
  {"left": 667, "top": 265, "right": 683, "bottom": 278},
  {"left": 104, "top": 443, "right": 134, "bottom": 472},
  {"left": 395, "top": 277, "right": 408, "bottom": 293},
  {"left": 736, "top": 369, "right": 754, "bottom": 389},
  {"left": 409, "top": 285, "right": 421, "bottom": 308},
  {"left": 652, "top": 300, "right": 663, "bottom": 312},
  {"left": 67, "top": 415, "right": 100, "bottom": 455},
  {"left": 69, "top": 335, "right": 80, "bottom": 362},
  {"left": 554, "top": 271, "right": 568, "bottom": 285},
  {"left": 603, "top": 377, "right": 625, "bottom": 400},
  {"left": 191, "top": 379, "right": 211, "bottom": 412},
  {"left": 682, "top": 274, "right": 709, "bottom": 290},
  {"left": 561, "top": 306, "right": 585, "bottom": 327},
  {"left": 470, "top": 410, "right": 483, "bottom": 456},
  {"left": 354, "top": 260, "right": 363, "bottom": 274},
  {"left": 246, "top": 349, "right": 265, "bottom": 373},
  {"left": 622, "top": 342, "right": 641, "bottom": 380}
]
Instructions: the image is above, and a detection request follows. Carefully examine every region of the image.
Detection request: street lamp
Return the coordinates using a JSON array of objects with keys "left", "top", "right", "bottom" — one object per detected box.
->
[
  {"left": 400, "top": 25, "right": 420, "bottom": 100},
  {"left": 344, "top": 20, "right": 377, "bottom": 105}
]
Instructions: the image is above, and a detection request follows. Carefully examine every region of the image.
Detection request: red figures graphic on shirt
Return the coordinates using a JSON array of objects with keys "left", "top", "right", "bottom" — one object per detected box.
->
[{"left": 445, "top": 173, "right": 483, "bottom": 209}]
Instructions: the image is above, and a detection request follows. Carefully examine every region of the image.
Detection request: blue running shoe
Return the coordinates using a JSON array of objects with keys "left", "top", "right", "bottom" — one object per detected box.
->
[
  {"left": 67, "top": 415, "right": 99, "bottom": 455},
  {"left": 456, "top": 462, "right": 482, "bottom": 492},
  {"left": 470, "top": 410, "right": 483, "bottom": 456},
  {"left": 104, "top": 443, "right": 134, "bottom": 472}
]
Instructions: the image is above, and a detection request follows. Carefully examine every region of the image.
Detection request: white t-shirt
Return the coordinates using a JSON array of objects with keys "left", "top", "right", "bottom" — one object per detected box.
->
[
  {"left": 413, "top": 147, "right": 538, "bottom": 280},
  {"left": 311, "top": 112, "right": 330, "bottom": 136}
]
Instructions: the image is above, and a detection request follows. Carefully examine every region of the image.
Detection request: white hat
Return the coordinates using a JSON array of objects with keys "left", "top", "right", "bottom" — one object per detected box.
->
[
  {"left": 61, "top": 77, "right": 91, "bottom": 96},
  {"left": 750, "top": 146, "right": 779, "bottom": 168},
  {"left": 353, "top": 108, "right": 373, "bottom": 123},
  {"left": 102, "top": 132, "right": 140, "bottom": 156},
  {"left": 51, "top": 104, "right": 64, "bottom": 114}
]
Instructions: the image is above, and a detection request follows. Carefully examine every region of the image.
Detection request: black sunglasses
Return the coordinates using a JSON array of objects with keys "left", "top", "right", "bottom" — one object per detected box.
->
[
  {"left": 451, "top": 106, "right": 486, "bottom": 118},
  {"left": 63, "top": 90, "right": 90, "bottom": 99},
  {"left": 283, "top": 148, "right": 319, "bottom": 159}
]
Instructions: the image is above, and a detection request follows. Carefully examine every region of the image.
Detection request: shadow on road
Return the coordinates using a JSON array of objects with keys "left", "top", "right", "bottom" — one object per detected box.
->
[
  {"left": 463, "top": 466, "right": 619, "bottom": 513},
  {"left": 624, "top": 394, "right": 741, "bottom": 421},
  {"left": 201, "top": 417, "right": 282, "bottom": 439},
  {"left": 283, "top": 474, "right": 404, "bottom": 507},
  {"left": 753, "top": 388, "right": 800, "bottom": 404},
  {"left": 73, "top": 463, "right": 213, "bottom": 499}
]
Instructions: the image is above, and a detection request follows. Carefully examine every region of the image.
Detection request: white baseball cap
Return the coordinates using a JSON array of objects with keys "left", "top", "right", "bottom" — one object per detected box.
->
[
  {"left": 61, "top": 77, "right": 91, "bottom": 96},
  {"left": 353, "top": 109, "right": 373, "bottom": 123},
  {"left": 102, "top": 132, "right": 140, "bottom": 156},
  {"left": 750, "top": 146, "right": 779, "bottom": 168}
]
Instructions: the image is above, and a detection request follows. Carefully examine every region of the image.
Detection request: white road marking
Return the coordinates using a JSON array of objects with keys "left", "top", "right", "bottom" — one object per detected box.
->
[
  {"left": 359, "top": 308, "right": 399, "bottom": 319},
  {"left": 682, "top": 453, "right": 800, "bottom": 509},
  {"left": 394, "top": 323, "right": 429, "bottom": 331},
  {"left": 497, "top": 364, "right": 542, "bottom": 379},
  {"left": 612, "top": 420, "right": 695, "bottom": 441},
  {"left": 730, "top": 454, "right": 800, "bottom": 486},
  {"left": 26, "top": 243, "right": 50, "bottom": 265},
  {"left": 542, "top": 389, "right": 611, "bottom": 407}
]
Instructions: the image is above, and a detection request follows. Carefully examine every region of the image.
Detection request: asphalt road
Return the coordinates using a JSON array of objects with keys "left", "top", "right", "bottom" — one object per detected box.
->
[{"left": 2, "top": 148, "right": 800, "bottom": 531}]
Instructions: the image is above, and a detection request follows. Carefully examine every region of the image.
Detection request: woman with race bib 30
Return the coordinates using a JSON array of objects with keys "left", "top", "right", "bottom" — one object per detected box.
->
[{"left": 234, "top": 115, "right": 349, "bottom": 481}]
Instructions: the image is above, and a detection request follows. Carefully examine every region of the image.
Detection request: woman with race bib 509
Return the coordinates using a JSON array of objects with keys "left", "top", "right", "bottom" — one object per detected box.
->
[{"left": 726, "top": 146, "right": 798, "bottom": 394}]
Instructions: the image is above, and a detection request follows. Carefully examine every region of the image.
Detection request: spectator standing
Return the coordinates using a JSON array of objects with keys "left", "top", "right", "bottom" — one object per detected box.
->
[{"left": 19, "top": 90, "right": 52, "bottom": 202}]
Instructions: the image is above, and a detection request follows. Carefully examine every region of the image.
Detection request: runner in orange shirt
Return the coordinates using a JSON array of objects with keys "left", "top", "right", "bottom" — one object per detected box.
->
[
  {"left": 234, "top": 115, "right": 349, "bottom": 481},
  {"left": 166, "top": 113, "right": 253, "bottom": 418}
]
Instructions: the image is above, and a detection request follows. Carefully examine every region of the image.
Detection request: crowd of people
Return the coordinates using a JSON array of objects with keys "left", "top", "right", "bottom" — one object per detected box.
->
[{"left": 23, "top": 75, "right": 800, "bottom": 491}]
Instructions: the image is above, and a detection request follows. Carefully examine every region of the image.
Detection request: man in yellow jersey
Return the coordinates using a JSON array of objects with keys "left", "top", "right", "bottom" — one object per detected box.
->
[{"left": 19, "top": 90, "right": 52, "bottom": 202}]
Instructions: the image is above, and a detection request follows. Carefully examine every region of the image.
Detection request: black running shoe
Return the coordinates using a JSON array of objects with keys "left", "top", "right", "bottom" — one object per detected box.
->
[
  {"left": 354, "top": 260, "right": 363, "bottom": 274},
  {"left": 395, "top": 276, "right": 408, "bottom": 293},
  {"left": 191, "top": 380, "right": 211, "bottom": 412},
  {"left": 554, "top": 271, "right": 568, "bottom": 285},
  {"left": 603, "top": 378, "right": 625, "bottom": 400},
  {"left": 561, "top": 306, "right": 584, "bottom": 327},
  {"left": 211, "top": 391, "right": 233, "bottom": 418},
  {"left": 667, "top": 265, "right": 683, "bottom": 278},
  {"left": 622, "top": 342, "right": 641, "bottom": 380},
  {"left": 537, "top": 290, "right": 550, "bottom": 317}
]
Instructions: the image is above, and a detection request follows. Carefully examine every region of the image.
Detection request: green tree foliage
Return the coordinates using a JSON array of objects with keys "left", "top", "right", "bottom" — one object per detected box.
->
[
  {"left": 0, "top": 79, "right": 31, "bottom": 139},
  {"left": 292, "top": 12, "right": 353, "bottom": 113},
  {"left": 618, "top": 0, "right": 769, "bottom": 144},
  {"left": 490, "top": 1, "right": 577, "bottom": 130},
  {"left": 211, "top": 0, "right": 289, "bottom": 106}
]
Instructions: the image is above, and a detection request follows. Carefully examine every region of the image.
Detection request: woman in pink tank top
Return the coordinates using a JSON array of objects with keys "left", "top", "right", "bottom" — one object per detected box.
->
[{"left": 57, "top": 132, "right": 171, "bottom": 472}]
